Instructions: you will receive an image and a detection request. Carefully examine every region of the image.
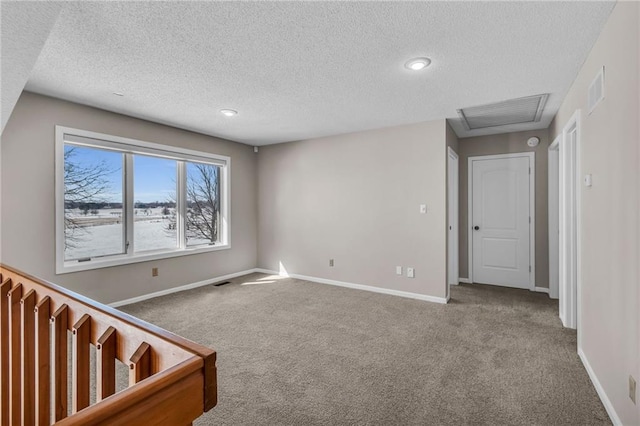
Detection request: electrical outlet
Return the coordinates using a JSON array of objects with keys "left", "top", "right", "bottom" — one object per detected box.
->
[
  {"left": 152, "top": 267, "right": 159, "bottom": 277},
  {"left": 407, "top": 267, "right": 415, "bottom": 278},
  {"left": 630, "top": 375, "right": 636, "bottom": 404},
  {"left": 396, "top": 266, "right": 402, "bottom": 275},
  {"left": 329, "top": 259, "right": 334, "bottom": 267}
]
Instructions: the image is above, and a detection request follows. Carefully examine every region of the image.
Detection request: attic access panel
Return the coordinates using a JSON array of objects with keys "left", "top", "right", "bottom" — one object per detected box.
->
[{"left": 457, "top": 94, "right": 549, "bottom": 130}]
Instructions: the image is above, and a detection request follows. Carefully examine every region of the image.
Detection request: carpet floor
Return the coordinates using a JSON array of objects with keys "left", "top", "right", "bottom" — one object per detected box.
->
[{"left": 119, "top": 273, "right": 610, "bottom": 425}]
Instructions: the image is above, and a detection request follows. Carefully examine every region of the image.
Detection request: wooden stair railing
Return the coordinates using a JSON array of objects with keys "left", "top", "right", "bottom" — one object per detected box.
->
[{"left": 0, "top": 264, "right": 217, "bottom": 425}]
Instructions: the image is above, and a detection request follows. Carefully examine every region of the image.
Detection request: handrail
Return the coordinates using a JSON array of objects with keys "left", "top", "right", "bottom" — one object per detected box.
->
[
  {"left": 56, "top": 357, "right": 204, "bottom": 425},
  {"left": 0, "top": 263, "right": 217, "bottom": 425}
]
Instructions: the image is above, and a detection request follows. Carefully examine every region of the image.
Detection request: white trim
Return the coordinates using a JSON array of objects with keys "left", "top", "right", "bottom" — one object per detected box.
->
[
  {"left": 60, "top": 126, "right": 229, "bottom": 165},
  {"left": 534, "top": 287, "right": 549, "bottom": 294},
  {"left": 59, "top": 244, "right": 232, "bottom": 274},
  {"left": 558, "top": 110, "right": 581, "bottom": 331},
  {"left": 177, "top": 160, "right": 187, "bottom": 249},
  {"left": 109, "top": 268, "right": 258, "bottom": 308},
  {"left": 458, "top": 277, "right": 472, "bottom": 284},
  {"left": 111, "top": 267, "right": 451, "bottom": 308},
  {"left": 55, "top": 125, "right": 231, "bottom": 274},
  {"left": 548, "top": 137, "right": 561, "bottom": 301},
  {"left": 467, "top": 152, "right": 536, "bottom": 290},
  {"left": 447, "top": 147, "right": 460, "bottom": 292},
  {"left": 256, "top": 269, "right": 449, "bottom": 304},
  {"left": 55, "top": 126, "right": 66, "bottom": 274},
  {"left": 124, "top": 153, "right": 134, "bottom": 252},
  {"left": 578, "top": 348, "right": 622, "bottom": 426}
]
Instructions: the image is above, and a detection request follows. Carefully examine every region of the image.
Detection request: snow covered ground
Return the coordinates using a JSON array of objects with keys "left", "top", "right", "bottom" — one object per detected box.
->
[{"left": 65, "top": 207, "right": 213, "bottom": 260}]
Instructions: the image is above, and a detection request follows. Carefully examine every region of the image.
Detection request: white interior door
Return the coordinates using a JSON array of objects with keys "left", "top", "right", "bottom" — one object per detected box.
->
[
  {"left": 471, "top": 154, "right": 533, "bottom": 289},
  {"left": 448, "top": 148, "right": 459, "bottom": 286}
]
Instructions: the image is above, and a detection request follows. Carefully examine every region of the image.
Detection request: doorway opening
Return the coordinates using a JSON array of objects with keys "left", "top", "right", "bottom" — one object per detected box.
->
[{"left": 468, "top": 152, "right": 535, "bottom": 290}]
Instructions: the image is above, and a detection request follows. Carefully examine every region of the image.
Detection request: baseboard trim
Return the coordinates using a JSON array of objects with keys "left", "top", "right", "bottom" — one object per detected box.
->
[
  {"left": 111, "top": 267, "right": 450, "bottom": 308},
  {"left": 256, "top": 269, "right": 448, "bottom": 304},
  {"left": 578, "top": 347, "right": 622, "bottom": 426},
  {"left": 534, "top": 286, "right": 550, "bottom": 294},
  {"left": 459, "top": 277, "right": 472, "bottom": 284},
  {"left": 254, "top": 268, "right": 278, "bottom": 275},
  {"left": 109, "top": 268, "right": 259, "bottom": 308}
]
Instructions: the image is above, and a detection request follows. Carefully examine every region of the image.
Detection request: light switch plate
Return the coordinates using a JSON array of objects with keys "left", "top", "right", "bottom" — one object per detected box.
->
[
  {"left": 396, "top": 266, "right": 402, "bottom": 275},
  {"left": 584, "top": 174, "right": 592, "bottom": 187},
  {"left": 407, "top": 267, "right": 415, "bottom": 278},
  {"left": 419, "top": 204, "right": 427, "bottom": 214}
]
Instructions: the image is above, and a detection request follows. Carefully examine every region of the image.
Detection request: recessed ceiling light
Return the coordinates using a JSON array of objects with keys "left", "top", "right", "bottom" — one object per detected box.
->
[
  {"left": 113, "top": 92, "right": 124, "bottom": 97},
  {"left": 220, "top": 109, "right": 238, "bottom": 117},
  {"left": 404, "top": 57, "right": 432, "bottom": 71}
]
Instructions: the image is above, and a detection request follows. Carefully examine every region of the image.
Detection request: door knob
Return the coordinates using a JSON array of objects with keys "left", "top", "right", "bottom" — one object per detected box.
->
[{"left": 474, "top": 226, "right": 480, "bottom": 231}]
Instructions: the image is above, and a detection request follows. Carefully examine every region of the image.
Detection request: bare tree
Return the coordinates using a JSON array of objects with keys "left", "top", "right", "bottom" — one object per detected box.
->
[
  {"left": 185, "top": 163, "right": 220, "bottom": 244},
  {"left": 64, "top": 147, "right": 113, "bottom": 249},
  {"left": 165, "top": 164, "right": 220, "bottom": 243}
]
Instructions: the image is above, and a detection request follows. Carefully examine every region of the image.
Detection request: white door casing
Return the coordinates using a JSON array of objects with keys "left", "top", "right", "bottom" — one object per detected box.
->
[
  {"left": 448, "top": 147, "right": 459, "bottom": 287},
  {"left": 548, "top": 137, "right": 560, "bottom": 300},
  {"left": 559, "top": 110, "right": 581, "bottom": 330},
  {"left": 469, "top": 153, "right": 535, "bottom": 290}
]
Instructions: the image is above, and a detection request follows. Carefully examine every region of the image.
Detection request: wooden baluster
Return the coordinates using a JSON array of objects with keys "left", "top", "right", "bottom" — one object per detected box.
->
[
  {"left": 21, "top": 289, "right": 36, "bottom": 426},
  {"left": 35, "top": 296, "right": 51, "bottom": 426},
  {"left": 129, "top": 342, "right": 152, "bottom": 386},
  {"left": 0, "top": 278, "right": 12, "bottom": 426},
  {"left": 8, "top": 283, "right": 23, "bottom": 425},
  {"left": 51, "top": 304, "right": 68, "bottom": 421},
  {"left": 96, "top": 326, "right": 116, "bottom": 402},
  {"left": 72, "top": 314, "right": 91, "bottom": 413}
]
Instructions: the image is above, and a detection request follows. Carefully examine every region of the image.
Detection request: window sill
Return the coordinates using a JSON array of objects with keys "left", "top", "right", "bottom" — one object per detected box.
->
[{"left": 56, "top": 243, "right": 231, "bottom": 274}]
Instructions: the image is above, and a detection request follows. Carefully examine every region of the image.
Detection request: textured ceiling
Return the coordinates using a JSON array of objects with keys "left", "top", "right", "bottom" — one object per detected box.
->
[
  {"left": 22, "top": 1, "right": 615, "bottom": 145},
  {"left": 0, "top": 1, "right": 61, "bottom": 132}
]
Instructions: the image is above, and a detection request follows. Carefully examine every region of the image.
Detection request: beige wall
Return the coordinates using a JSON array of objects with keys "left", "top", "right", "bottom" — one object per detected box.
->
[
  {"left": 1, "top": 92, "right": 258, "bottom": 304},
  {"left": 549, "top": 2, "right": 639, "bottom": 424},
  {"left": 456, "top": 129, "right": 550, "bottom": 288},
  {"left": 258, "top": 120, "right": 448, "bottom": 299}
]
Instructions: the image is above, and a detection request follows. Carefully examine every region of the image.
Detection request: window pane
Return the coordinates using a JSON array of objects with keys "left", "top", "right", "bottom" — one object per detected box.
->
[
  {"left": 133, "top": 155, "right": 177, "bottom": 252},
  {"left": 186, "top": 162, "right": 221, "bottom": 247},
  {"left": 64, "top": 144, "right": 124, "bottom": 261}
]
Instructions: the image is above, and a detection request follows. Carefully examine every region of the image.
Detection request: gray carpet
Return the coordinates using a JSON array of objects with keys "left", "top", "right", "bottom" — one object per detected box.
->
[{"left": 119, "top": 273, "right": 610, "bottom": 425}]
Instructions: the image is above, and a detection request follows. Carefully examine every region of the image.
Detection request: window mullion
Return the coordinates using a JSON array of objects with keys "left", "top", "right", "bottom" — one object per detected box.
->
[
  {"left": 125, "top": 153, "right": 134, "bottom": 255},
  {"left": 177, "top": 161, "right": 187, "bottom": 249}
]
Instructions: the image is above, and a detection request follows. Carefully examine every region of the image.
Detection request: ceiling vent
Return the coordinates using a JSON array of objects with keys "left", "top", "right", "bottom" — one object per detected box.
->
[{"left": 457, "top": 94, "right": 549, "bottom": 130}]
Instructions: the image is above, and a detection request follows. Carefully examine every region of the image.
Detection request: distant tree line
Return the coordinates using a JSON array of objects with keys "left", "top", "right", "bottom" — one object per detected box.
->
[{"left": 65, "top": 201, "right": 178, "bottom": 210}]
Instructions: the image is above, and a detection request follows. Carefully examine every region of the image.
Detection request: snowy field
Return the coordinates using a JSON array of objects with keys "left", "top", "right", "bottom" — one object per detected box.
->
[{"left": 64, "top": 207, "right": 213, "bottom": 260}]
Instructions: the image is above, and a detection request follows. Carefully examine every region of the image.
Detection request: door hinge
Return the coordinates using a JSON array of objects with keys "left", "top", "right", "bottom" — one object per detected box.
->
[
  {"left": 529, "top": 216, "right": 531, "bottom": 224},
  {"left": 529, "top": 167, "right": 531, "bottom": 175},
  {"left": 529, "top": 265, "right": 531, "bottom": 272}
]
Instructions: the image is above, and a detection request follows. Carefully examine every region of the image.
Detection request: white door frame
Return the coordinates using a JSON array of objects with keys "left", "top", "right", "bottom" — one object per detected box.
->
[
  {"left": 447, "top": 147, "right": 459, "bottom": 288},
  {"left": 559, "top": 110, "right": 582, "bottom": 331},
  {"left": 548, "top": 136, "right": 560, "bottom": 300},
  {"left": 468, "top": 152, "right": 536, "bottom": 290}
]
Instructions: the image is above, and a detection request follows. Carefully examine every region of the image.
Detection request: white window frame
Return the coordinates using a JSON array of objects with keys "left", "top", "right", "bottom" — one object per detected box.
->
[{"left": 55, "top": 126, "right": 231, "bottom": 274}]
